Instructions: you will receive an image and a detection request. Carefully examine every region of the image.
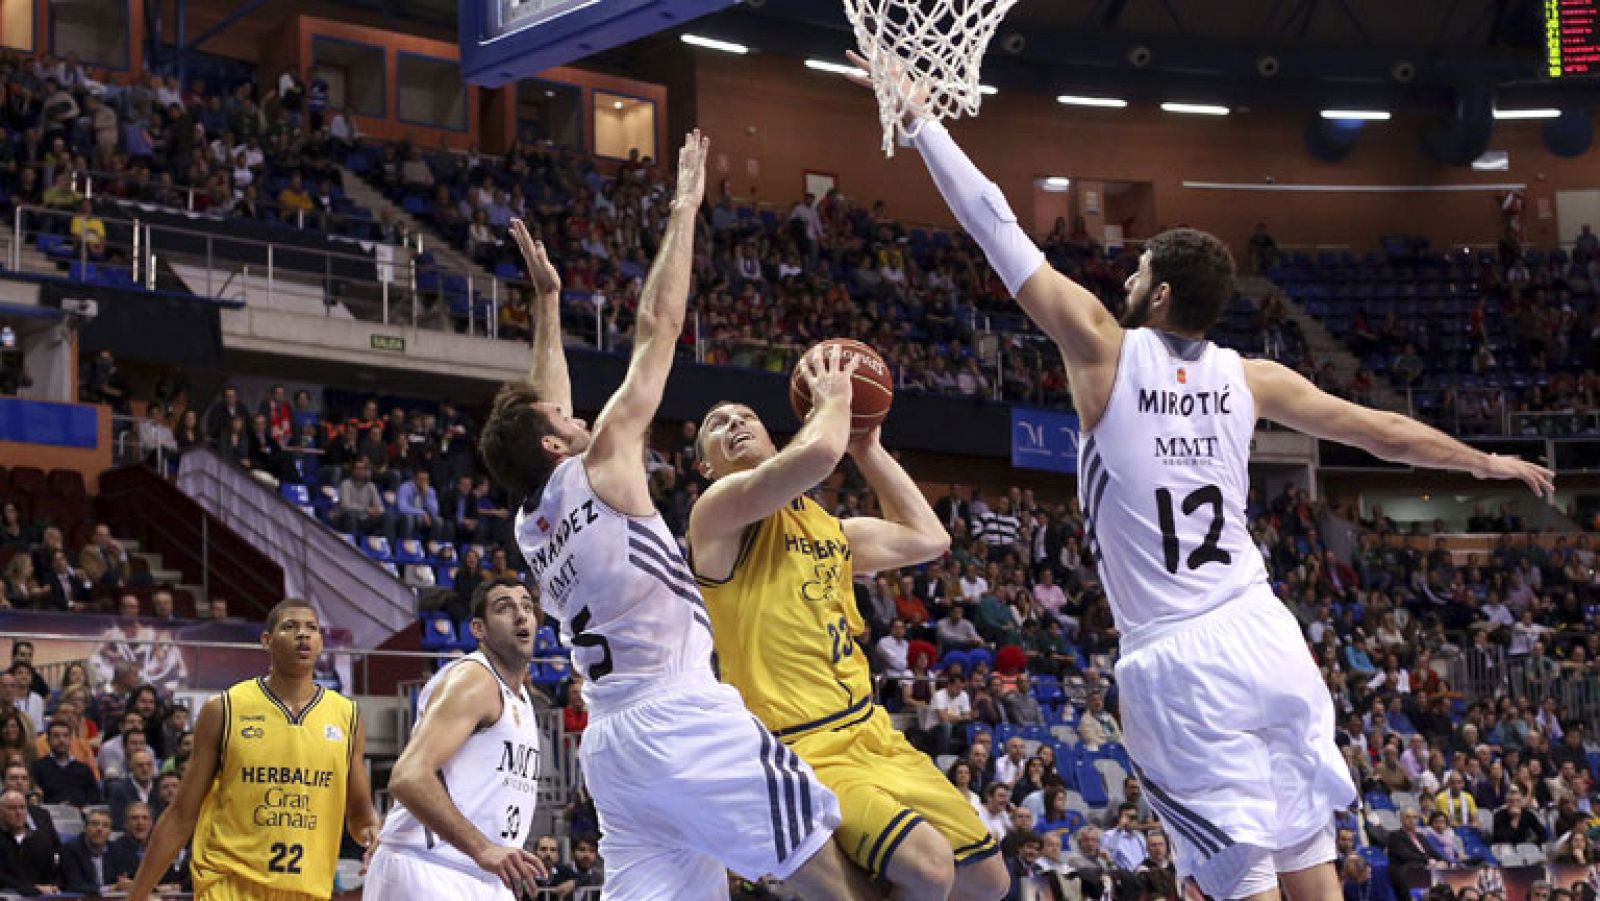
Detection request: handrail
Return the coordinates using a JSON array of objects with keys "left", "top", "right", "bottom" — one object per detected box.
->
[{"left": 6, "top": 630, "right": 564, "bottom": 662}]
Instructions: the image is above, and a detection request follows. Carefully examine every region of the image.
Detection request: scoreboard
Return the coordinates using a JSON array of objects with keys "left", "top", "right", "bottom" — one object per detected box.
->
[{"left": 1547, "top": 0, "right": 1600, "bottom": 78}]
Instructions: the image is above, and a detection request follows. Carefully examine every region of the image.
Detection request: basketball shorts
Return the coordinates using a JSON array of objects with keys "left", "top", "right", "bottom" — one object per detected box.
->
[
  {"left": 1114, "top": 586, "right": 1356, "bottom": 900},
  {"left": 364, "top": 845, "right": 513, "bottom": 901},
  {"left": 785, "top": 705, "right": 997, "bottom": 880},
  {"left": 580, "top": 670, "right": 841, "bottom": 900},
  {"left": 195, "top": 872, "right": 324, "bottom": 901}
]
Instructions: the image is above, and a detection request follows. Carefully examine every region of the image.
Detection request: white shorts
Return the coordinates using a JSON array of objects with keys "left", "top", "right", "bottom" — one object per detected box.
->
[
  {"left": 580, "top": 671, "right": 841, "bottom": 900},
  {"left": 364, "top": 845, "right": 513, "bottom": 901},
  {"left": 1115, "top": 588, "right": 1355, "bottom": 899}
]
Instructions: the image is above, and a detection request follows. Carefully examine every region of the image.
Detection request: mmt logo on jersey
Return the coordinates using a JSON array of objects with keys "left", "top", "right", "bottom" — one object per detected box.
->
[{"left": 324, "top": 725, "right": 343, "bottom": 742}]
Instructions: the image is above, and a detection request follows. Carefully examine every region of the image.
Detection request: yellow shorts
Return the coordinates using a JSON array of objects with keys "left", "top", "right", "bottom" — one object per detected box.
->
[
  {"left": 196, "top": 872, "right": 325, "bottom": 901},
  {"left": 785, "top": 706, "right": 997, "bottom": 879}
]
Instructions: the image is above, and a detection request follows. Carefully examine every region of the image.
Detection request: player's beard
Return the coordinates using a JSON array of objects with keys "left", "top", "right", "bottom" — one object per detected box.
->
[{"left": 1119, "top": 282, "right": 1154, "bottom": 329}]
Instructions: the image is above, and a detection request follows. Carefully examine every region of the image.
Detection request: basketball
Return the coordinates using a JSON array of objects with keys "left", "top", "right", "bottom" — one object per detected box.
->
[{"left": 788, "top": 338, "right": 895, "bottom": 435}]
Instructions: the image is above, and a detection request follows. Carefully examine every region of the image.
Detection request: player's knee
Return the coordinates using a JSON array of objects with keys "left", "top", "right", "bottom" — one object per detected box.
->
[
  {"left": 883, "top": 826, "right": 956, "bottom": 897},
  {"left": 950, "top": 853, "right": 1009, "bottom": 901}
]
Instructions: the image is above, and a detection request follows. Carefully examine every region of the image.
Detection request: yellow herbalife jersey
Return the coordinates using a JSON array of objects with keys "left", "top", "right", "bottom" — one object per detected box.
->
[
  {"left": 192, "top": 678, "right": 356, "bottom": 899},
  {"left": 697, "top": 496, "right": 873, "bottom": 736}
]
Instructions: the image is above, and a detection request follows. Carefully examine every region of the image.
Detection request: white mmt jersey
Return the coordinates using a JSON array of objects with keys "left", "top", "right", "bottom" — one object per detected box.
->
[
  {"left": 379, "top": 652, "right": 542, "bottom": 880},
  {"left": 1079, "top": 328, "right": 1269, "bottom": 640},
  {"left": 515, "top": 455, "right": 715, "bottom": 715}
]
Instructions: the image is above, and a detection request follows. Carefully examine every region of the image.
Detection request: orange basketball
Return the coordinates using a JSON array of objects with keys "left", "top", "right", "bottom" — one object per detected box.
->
[{"left": 789, "top": 338, "right": 895, "bottom": 436}]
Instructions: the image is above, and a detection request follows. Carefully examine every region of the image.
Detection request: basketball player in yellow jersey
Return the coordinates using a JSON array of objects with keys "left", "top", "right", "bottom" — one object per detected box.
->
[
  {"left": 689, "top": 345, "right": 1008, "bottom": 901},
  {"left": 126, "top": 598, "right": 379, "bottom": 901}
]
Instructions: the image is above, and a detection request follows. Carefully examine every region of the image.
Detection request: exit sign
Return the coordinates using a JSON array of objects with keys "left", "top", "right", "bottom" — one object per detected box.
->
[{"left": 370, "top": 334, "right": 405, "bottom": 352}]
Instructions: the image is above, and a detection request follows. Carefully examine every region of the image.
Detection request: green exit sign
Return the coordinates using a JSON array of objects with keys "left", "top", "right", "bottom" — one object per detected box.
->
[{"left": 370, "top": 334, "right": 405, "bottom": 352}]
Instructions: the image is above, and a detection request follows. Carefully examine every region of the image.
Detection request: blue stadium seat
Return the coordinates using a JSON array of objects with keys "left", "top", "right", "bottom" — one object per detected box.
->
[
  {"left": 1074, "top": 759, "right": 1108, "bottom": 807},
  {"left": 280, "top": 484, "right": 311, "bottom": 505},
  {"left": 1365, "top": 790, "right": 1395, "bottom": 811},
  {"left": 432, "top": 564, "right": 455, "bottom": 589},
  {"left": 362, "top": 536, "right": 394, "bottom": 561},
  {"left": 419, "top": 612, "right": 456, "bottom": 651},
  {"left": 394, "top": 540, "right": 427, "bottom": 565}
]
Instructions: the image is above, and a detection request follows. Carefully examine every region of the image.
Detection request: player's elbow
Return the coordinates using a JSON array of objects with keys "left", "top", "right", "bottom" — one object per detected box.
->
[
  {"left": 387, "top": 760, "right": 426, "bottom": 807},
  {"left": 915, "top": 529, "right": 951, "bottom": 561}
]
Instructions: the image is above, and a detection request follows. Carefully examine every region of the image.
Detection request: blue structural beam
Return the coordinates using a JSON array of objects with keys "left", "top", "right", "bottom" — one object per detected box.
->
[{"left": 460, "top": 0, "right": 737, "bottom": 89}]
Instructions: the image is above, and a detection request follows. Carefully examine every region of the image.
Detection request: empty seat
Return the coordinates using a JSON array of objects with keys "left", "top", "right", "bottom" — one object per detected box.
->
[{"left": 45, "top": 469, "right": 86, "bottom": 498}]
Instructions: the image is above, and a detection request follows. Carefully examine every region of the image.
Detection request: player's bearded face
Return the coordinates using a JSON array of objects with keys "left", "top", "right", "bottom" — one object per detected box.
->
[{"left": 1120, "top": 266, "right": 1156, "bottom": 328}]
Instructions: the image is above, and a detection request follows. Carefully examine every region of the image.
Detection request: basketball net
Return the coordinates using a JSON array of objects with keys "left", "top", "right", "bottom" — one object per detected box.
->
[{"left": 844, "top": 0, "right": 1021, "bottom": 157}]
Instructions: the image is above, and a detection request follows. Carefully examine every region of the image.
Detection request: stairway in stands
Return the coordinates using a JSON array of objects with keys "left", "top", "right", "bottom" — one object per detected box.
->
[{"left": 1235, "top": 274, "right": 1408, "bottom": 412}]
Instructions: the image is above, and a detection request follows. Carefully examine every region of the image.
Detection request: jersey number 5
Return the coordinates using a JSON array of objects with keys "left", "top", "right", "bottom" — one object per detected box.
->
[
  {"left": 571, "top": 606, "right": 614, "bottom": 681},
  {"left": 1155, "top": 485, "right": 1232, "bottom": 574}
]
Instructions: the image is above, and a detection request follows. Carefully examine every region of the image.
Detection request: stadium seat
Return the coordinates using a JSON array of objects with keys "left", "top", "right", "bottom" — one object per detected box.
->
[
  {"left": 404, "top": 564, "right": 435, "bottom": 588},
  {"left": 394, "top": 540, "right": 427, "bottom": 565},
  {"left": 1073, "top": 759, "right": 1108, "bottom": 807},
  {"left": 280, "top": 483, "right": 311, "bottom": 505},
  {"left": 362, "top": 536, "right": 394, "bottom": 561},
  {"left": 45, "top": 469, "right": 86, "bottom": 498},
  {"left": 419, "top": 612, "right": 456, "bottom": 651},
  {"left": 1365, "top": 790, "right": 1395, "bottom": 811},
  {"left": 433, "top": 564, "right": 455, "bottom": 589}
]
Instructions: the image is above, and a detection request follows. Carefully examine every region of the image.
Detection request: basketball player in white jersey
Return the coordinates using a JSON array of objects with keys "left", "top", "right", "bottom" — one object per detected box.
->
[
  {"left": 365, "top": 576, "right": 546, "bottom": 899},
  {"left": 853, "top": 56, "right": 1554, "bottom": 901},
  {"left": 480, "top": 131, "right": 869, "bottom": 900}
]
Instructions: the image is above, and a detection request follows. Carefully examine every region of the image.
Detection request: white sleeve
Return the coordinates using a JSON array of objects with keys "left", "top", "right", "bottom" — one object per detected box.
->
[{"left": 910, "top": 120, "right": 1047, "bottom": 297}]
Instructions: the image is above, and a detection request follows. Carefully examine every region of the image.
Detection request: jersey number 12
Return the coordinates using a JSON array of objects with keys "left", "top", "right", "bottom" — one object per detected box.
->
[{"left": 1155, "top": 485, "right": 1232, "bottom": 574}]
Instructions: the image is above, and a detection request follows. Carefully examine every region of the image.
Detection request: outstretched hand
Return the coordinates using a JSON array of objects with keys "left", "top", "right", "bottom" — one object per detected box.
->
[
  {"left": 509, "top": 218, "right": 560, "bottom": 296},
  {"left": 672, "top": 129, "right": 712, "bottom": 211},
  {"left": 844, "top": 49, "right": 931, "bottom": 128},
  {"left": 1472, "top": 453, "right": 1556, "bottom": 499}
]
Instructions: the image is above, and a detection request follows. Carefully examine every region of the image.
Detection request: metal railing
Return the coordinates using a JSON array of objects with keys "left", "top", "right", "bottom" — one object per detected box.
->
[{"left": 1450, "top": 646, "right": 1600, "bottom": 735}]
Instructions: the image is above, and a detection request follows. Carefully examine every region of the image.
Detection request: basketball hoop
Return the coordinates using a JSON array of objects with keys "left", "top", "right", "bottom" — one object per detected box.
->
[{"left": 844, "top": 0, "right": 1021, "bottom": 156}]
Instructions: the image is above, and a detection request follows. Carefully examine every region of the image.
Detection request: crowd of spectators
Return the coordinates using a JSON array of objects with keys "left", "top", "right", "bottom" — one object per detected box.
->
[
  {"left": 1268, "top": 221, "right": 1600, "bottom": 439},
  {"left": 81, "top": 347, "right": 1600, "bottom": 898},
  {"left": 0, "top": 639, "right": 193, "bottom": 895}
]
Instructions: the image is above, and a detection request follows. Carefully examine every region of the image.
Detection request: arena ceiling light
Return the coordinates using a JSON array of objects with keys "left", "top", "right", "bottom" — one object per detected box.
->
[
  {"left": 979, "top": 85, "right": 998, "bottom": 95},
  {"left": 1042, "top": 176, "right": 1072, "bottom": 191},
  {"left": 1320, "top": 109, "right": 1391, "bottom": 121},
  {"left": 680, "top": 34, "right": 749, "bottom": 55},
  {"left": 1493, "top": 107, "right": 1561, "bottom": 120},
  {"left": 1056, "top": 94, "right": 1128, "bottom": 109},
  {"left": 805, "top": 58, "right": 868, "bottom": 77},
  {"left": 1161, "top": 102, "right": 1231, "bottom": 116}
]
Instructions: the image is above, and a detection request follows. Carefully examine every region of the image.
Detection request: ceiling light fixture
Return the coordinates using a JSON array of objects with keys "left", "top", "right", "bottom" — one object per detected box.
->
[{"left": 680, "top": 34, "right": 749, "bottom": 55}]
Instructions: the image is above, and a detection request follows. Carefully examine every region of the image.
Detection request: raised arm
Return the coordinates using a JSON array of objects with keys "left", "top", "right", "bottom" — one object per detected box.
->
[
  {"left": 509, "top": 218, "right": 571, "bottom": 417},
  {"left": 126, "top": 695, "right": 225, "bottom": 901},
  {"left": 840, "top": 427, "right": 950, "bottom": 572},
  {"left": 846, "top": 51, "right": 1120, "bottom": 370},
  {"left": 1244, "top": 358, "right": 1554, "bottom": 497},
  {"left": 383, "top": 666, "right": 545, "bottom": 891},
  {"left": 690, "top": 346, "right": 857, "bottom": 544},
  {"left": 585, "top": 130, "right": 710, "bottom": 513}
]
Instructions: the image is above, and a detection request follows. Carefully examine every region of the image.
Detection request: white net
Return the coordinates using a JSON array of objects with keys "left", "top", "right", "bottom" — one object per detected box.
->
[{"left": 845, "top": 0, "right": 1021, "bottom": 157}]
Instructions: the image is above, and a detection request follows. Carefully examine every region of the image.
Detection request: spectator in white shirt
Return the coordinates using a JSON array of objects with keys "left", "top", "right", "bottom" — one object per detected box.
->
[
  {"left": 979, "top": 782, "right": 1011, "bottom": 841},
  {"left": 875, "top": 618, "right": 911, "bottom": 680},
  {"left": 1401, "top": 735, "right": 1430, "bottom": 783},
  {"left": 994, "top": 737, "right": 1028, "bottom": 787},
  {"left": 979, "top": 498, "right": 1022, "bottom": 549},
  {"left": 929, "top": 672, "right": 973, "bottom": 756},
  {"left": 959, "top": 562, "right": 988, "bottom": 603},
  {"left": 1103, "top": 803, "right": 1149, "bottom": 871},
  {"left": 1509, "top": 610, "right": 1547, "bottom": 656}
]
